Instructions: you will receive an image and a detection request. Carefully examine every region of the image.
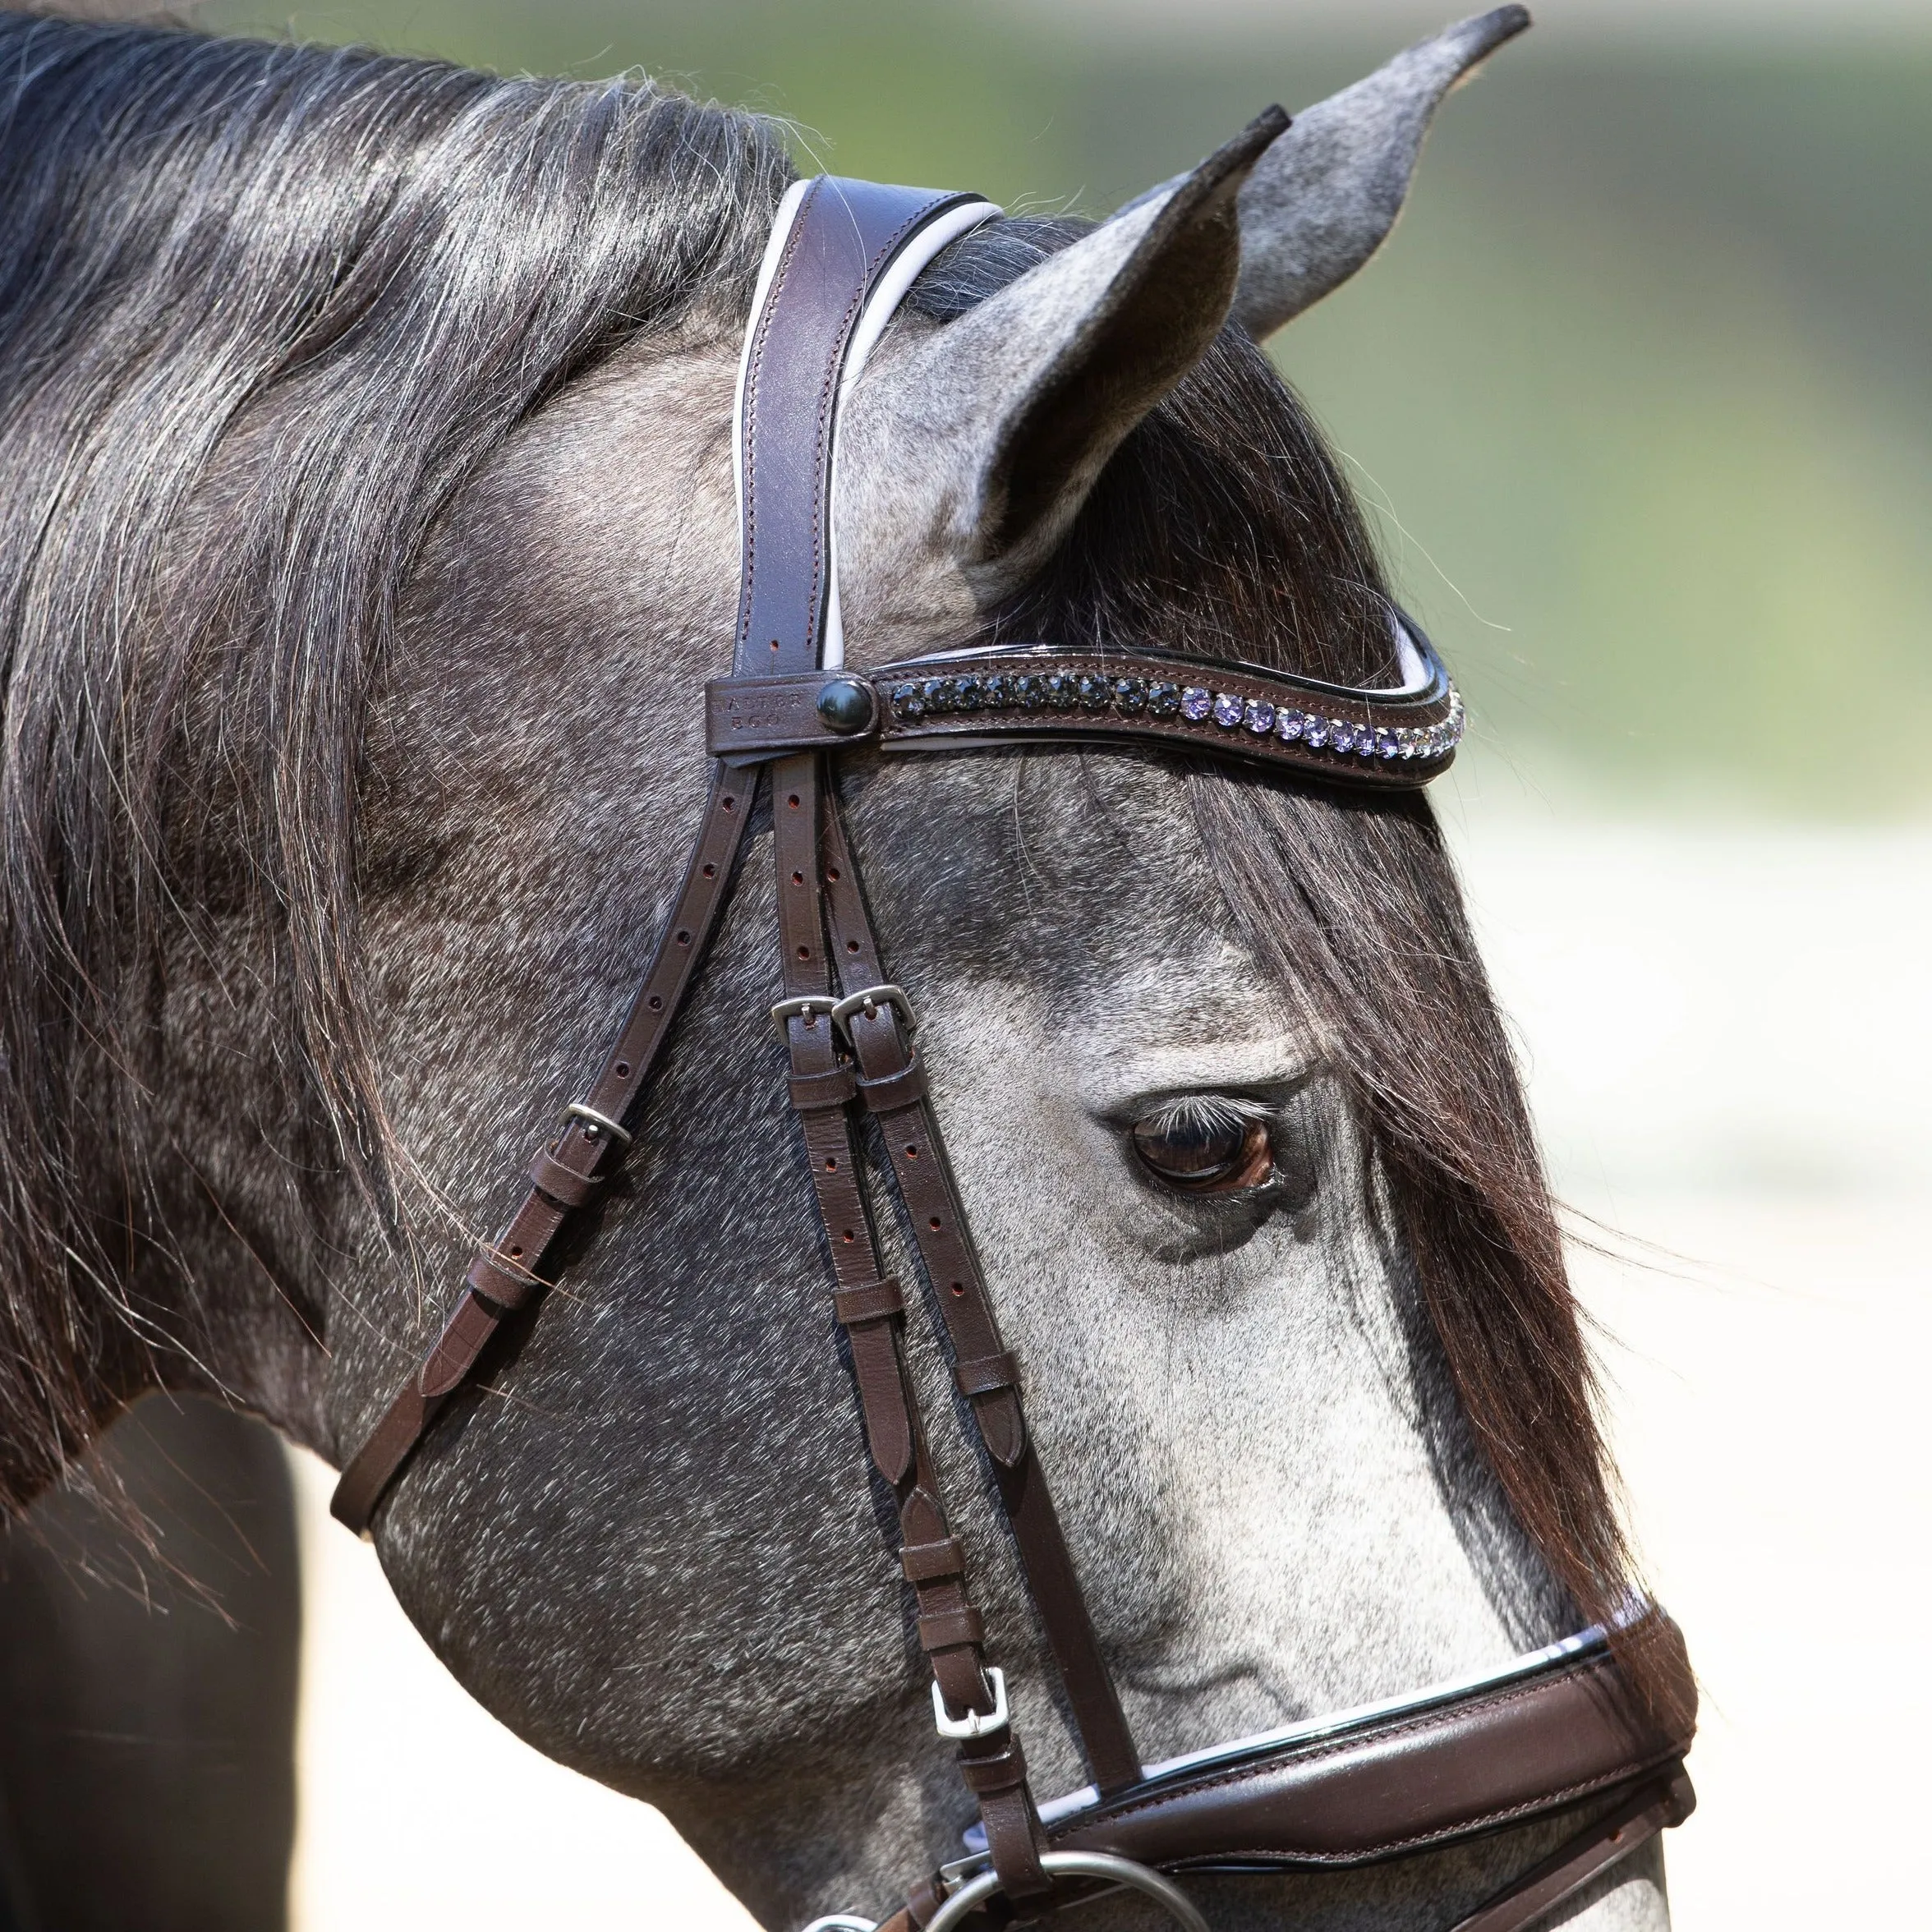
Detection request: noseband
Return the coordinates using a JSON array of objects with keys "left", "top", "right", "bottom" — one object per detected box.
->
[{"left": 334, "top": 173, "right": 1696, "bottom": 1932}]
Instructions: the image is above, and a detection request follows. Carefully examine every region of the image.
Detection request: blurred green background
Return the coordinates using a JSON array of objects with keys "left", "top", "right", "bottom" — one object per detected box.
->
[{"left": 204, "top": 0, "right": 1932, "bottom": 816}]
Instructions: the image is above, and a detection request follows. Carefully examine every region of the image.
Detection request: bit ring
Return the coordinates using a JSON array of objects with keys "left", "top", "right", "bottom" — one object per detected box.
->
[{"left": 923, "top": 1850, "right": 1208, "bottom": 1932}]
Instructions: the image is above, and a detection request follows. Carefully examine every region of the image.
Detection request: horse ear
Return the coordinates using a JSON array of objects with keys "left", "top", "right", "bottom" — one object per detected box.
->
[
  {"left": 1208, "top": 6, "right": 1530, "bottom": 339},
  {"left": 844, "top": 108, "right": 1284, "bottom": 607}
]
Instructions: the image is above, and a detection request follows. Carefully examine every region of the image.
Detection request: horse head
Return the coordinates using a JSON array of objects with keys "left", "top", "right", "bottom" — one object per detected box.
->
[{"left": 0, "top": 7, "right": 1690, "bottom": 1928}]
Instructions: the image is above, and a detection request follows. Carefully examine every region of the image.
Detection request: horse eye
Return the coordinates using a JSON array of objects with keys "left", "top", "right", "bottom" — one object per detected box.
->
[{"left": 1130, "top": 1110, "right": 1274, "bottom": 1194}]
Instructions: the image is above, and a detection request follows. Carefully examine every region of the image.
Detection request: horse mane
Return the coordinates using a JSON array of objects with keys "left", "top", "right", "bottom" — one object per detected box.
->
[
  {"left": 916, "top": 226, "right": 1648, "bottom": 1681},
  {"left": 0, "top": 8, "right": 789, "bottom": 1508}
]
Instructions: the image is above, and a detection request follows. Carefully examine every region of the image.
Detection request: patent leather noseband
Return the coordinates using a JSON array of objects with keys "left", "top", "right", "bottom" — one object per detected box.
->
[{"left": 334, "top": 164, "right": 1695, "bottom": 1932}]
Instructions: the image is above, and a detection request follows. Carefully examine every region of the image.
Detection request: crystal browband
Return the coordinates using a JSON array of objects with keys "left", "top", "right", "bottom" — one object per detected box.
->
[
  {"left": 704, "top": 618, "right": 1465, "bottom": 789},
  {"left": 886, "top": 658, "right": 1464, "bottom": 766}
]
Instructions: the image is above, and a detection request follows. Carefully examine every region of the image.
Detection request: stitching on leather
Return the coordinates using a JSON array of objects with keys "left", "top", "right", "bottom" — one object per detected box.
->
[
  {"left": 738, "top": 179, "right": 819, "bottom": 657},
  {"left": 1190, "top": 1763, "right": 1680, "bottom": 1867},
  {"left": 1084, "top": 1654, "right": 1662, "bottom": 1830},
  {"left": 798, "top": 196, "right": 946, "bottom": 667},
  {"left": 743, "top": 188, "right": 961, "bottom": 669}
]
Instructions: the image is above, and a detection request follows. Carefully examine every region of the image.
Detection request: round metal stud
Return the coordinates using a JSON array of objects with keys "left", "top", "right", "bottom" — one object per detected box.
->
[
  {"left": 923, "top": 1852, "right": 1209, "bottom": 1932},
  {"left": 816, "top": 678, "right": 876, "bottom": 734}
]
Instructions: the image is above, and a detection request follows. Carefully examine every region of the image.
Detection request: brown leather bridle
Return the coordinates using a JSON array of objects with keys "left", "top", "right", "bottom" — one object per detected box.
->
[{"left": 333, "top": 163, "right": 1697, "bottom": 1932}]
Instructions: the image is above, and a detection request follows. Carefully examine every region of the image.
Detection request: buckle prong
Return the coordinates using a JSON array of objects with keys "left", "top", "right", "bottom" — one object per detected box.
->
[
  {"left": 932, "top": 1666, "right": 1007, "bottom": 1741},
  {"left": 831, "top": 983, "right": 918, "bottom": 1037},
  {"left": 771, "top": 996, "right": 840, "bottom": 1043},
  {"left": 564, "top": 1102, "right": 632, "bottom": 1148}
]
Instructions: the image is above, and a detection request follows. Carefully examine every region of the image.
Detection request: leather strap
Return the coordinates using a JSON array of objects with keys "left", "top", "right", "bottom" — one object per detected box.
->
[
  {"left": 742, "top": 179, "right": 1054, "bottom": 1899},
  {"left": 1046, "top": 1614, "right": 1696, "bottom": 1870},
  {"left": 819, "top": 794, "right": 1143, "bottom": 1800},
  {"left": 772, "top": 748, "right": 1046, "bottom": 1893},
  {"left": 1445, "top": 1769, "right": 1694, "bottom": 1932},
  {"left": 332, "top": 766, "right": 756, "bottom": 1531},
  {"left": 702, "top": 628, "right": 1464, "bottom": 788},
  {"left": 734, "top": 178, "right": 983, "bottom": 682},
  {"left": 337, "top": 177, "right": 991, "bottom": 1532}
]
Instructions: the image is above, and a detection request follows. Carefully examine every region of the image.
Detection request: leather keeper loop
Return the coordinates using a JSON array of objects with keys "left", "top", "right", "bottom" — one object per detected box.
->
[
  {"left": 958, "top": 1738, "right": 1029, "bottom": 1796},
  {"left": 954, "top": 1350, "right": 1020, "bottom": 1399},
  {"left": 918, "top": 1607, "right": 985, "bottom": 1654},
  {"left": 859, "top": 1055, "right": 928, "bottom": 1112},
  {"left": 899, "top": 1535, "right": 965, "bottom": 1584},
  {"left": 788, "top": 1064, "right": 857, "bottom": 1111},
  {"left": 833, "top": 1277, "right": 904, "bottom": 1326},
  {"left": 466, "top": 1245, "right": 546, "bottom": 1312},
  {"left": 903, "top": 1877, "right": 946, "bottom": 1930},
  {"left": 527, "top": 1147, "right": 601, "bottom": 1209}
]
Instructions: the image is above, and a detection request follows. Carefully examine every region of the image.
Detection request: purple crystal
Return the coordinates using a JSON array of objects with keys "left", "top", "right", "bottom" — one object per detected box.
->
[
  {"left": 1180, "top": 686, "right": 1212, "bottom": 722},
  {"left": 1276, "top": 709, "right": 1305, "bottom": 741},
  {"left": 1327, "top": 720, "right": 1356, "bottom": 753},
  {"left": 1303, "top": 718, "right": 1328, "bottom": 749},
  {"left": 1376, "top": 729, "right": 1399, "bottom": 760},
  {"left": 1244, "top": 698, "right": 1276, "bottom": 735},
  {"left": 1212, "top": 692, "right": 1244, "bottom": 728}
]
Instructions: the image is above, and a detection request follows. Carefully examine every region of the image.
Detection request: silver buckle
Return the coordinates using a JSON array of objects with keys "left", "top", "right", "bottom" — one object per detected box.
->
[
  {"left": 932, "top": 1666, "right": 1007, "bottom": 1741},
  {"left": 830, "top": 983, "right": 918, "bottom": 1037},
  {"left": 564, "top": 1102, "right": 632, "bottom": 1148},
  {"left": 770, "top": 995, "right": 839, "bottom": 1044}
]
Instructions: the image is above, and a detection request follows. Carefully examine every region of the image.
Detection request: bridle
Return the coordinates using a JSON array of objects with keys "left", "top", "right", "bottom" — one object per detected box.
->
[{"left": 331, "top": 168, "right": 1697, "bottom": 1932}]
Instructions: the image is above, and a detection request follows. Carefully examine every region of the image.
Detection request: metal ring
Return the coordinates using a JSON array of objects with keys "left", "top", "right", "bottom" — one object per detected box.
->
[
  {"left": 564, "top": 1102, "right": 632, "bottom": 1148},
  {"left": 800, "top": 1919, "right": 878, "bottom": 1932},
  {"left": 923, "top": 1852, "right": 1208, "bottom": 1932}
]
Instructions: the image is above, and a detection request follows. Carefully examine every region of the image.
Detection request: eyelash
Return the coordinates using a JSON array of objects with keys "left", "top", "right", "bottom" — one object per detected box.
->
[{"left": 1129, "top": 1095, "right": 1278, "bottom": 1194}]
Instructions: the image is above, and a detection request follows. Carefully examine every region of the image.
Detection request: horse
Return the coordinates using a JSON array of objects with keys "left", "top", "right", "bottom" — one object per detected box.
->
[{"left": 0, "top": 5, "right": 1693, "bottom": 1927}]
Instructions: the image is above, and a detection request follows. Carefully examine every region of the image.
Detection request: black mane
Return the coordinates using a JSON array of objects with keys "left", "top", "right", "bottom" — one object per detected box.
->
[{"left": 0, "top": 8, "right": 788, "bottom": 1505}]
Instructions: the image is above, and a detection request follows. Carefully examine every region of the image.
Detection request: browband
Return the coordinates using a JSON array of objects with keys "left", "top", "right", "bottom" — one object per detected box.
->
[
  {"left": 334, "top": 165, "right": 1690, "bottom": 1932},
  {"left": 706, "top": 628, "right": 1464, "bottom": 782}
]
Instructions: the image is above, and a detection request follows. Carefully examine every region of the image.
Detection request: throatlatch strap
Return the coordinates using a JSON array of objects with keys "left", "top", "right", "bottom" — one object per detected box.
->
[{"left": 331, "top": 766, "right": 755, "bottom": 1532}]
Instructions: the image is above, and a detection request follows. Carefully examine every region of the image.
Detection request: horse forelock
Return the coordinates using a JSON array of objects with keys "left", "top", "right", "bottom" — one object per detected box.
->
[{"left": 905, "top": 219, "right": 1648, "bottom": 1697}]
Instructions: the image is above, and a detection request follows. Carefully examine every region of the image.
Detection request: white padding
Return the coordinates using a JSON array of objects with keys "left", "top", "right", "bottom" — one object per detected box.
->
[
  {"left": 731, "top": 179, "right": 1000, "bottom": 669},
  {"left": 1390, "top": 610, "right": 1432, "bottom": 694},
  {"left": 824, "top": 197, "right": 1000, "bottom": 667}
]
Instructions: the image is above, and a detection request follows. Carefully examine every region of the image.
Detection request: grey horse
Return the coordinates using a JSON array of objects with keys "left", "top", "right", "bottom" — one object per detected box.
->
[{"left": 0, "top": 6, "right": 1677, "bottom": 1928}]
